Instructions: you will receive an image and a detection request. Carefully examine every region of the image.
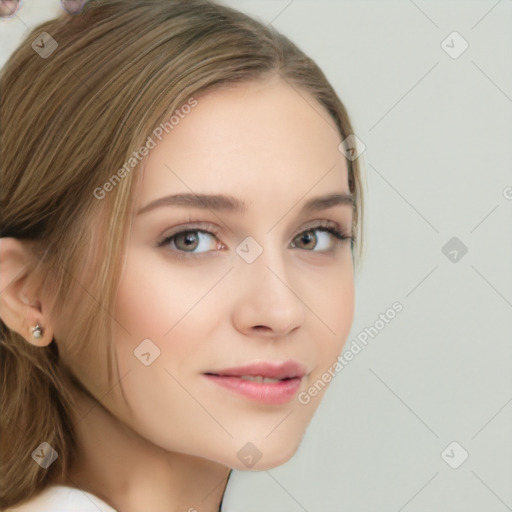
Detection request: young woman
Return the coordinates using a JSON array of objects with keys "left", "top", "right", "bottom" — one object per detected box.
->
[{"left": 0, "top": 0, "right": 365, "bottom": 510}]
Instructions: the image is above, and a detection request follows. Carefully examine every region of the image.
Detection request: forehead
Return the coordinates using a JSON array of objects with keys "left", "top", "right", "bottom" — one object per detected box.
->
[{"left": 137, "top": 79, "right": 349, "bottom": 207}]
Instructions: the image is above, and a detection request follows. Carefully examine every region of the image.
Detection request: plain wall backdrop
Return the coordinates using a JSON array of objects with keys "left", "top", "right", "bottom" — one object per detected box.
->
[{"left": 1, "top": 1, "right": 511, "bottom": 511}]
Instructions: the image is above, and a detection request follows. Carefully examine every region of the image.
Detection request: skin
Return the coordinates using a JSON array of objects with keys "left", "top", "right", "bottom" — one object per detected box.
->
[{"left": 0, "top": 78, "right": 355, "bottom": 512}]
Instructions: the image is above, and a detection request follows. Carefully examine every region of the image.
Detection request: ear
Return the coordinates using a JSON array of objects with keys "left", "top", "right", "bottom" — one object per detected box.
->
[{"left": 0, "top": 237, "right": 54, "bottom": 347}]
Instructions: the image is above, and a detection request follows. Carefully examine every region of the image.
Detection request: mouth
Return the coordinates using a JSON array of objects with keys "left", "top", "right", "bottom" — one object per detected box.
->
[{"left": 203, "top": 360, "right": 307, "bottom": 405}]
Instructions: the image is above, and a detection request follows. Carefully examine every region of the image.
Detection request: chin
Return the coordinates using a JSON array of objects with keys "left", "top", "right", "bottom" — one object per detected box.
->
[
  {"left": 224, "top": 429, "right": 304, "bottom": 472},
  {"left": 231, "top": 448, "right": 300, "bottom": 471}
]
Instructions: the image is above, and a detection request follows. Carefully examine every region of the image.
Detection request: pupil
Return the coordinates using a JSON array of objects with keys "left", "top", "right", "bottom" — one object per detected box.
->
[
  {"left": 302, "top": 231, "right": 315, "bottom": 248},
  {"left": 178, "top": 231, "right": 198, "bottom": 250}
]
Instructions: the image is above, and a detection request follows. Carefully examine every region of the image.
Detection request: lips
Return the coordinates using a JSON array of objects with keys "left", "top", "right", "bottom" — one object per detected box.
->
[
  {"left": 203, "top": 360, "right": 307, "bottom": 405},
  {"left": 205, "top": 359, "right": 306, "bottom": 379}
]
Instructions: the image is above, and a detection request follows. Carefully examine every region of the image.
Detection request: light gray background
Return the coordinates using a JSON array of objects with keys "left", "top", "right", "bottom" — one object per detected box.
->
[{"left": 1, "top": 1, "right": 511, "bottom": 511}]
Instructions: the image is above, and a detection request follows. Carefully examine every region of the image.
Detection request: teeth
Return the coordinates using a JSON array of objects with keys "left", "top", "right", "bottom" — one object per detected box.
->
[{"left": 239, "top": 375, "right": 282, "bottom": 383}]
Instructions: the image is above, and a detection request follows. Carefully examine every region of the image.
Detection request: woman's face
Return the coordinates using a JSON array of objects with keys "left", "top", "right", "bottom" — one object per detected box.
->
[{"left": 74, "top": 78, "right": 355, "bottom": 470}]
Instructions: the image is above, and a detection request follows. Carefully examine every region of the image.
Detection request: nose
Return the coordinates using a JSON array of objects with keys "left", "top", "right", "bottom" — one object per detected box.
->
[{"left": 230, "top": 246, "right": 307, "bottom": 338}]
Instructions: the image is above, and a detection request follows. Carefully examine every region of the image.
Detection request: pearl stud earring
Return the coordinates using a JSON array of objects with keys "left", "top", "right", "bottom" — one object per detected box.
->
[{"left": 31, "top": 324, "right": 43, "bottom": 339}]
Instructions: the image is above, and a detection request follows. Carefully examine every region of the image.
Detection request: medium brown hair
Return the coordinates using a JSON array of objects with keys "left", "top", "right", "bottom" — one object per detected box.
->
[{"left": 0, "top": 0, "right": 365, "bottom": 507}]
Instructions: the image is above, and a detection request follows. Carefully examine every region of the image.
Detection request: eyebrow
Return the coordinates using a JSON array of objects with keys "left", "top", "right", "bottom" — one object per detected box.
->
[{"left": 136, "top": 192, "right": 355, "bottom": 216}]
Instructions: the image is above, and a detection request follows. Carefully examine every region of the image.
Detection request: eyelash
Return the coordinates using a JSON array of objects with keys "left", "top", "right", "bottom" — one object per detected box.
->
[{"left": 157, "top": 221, "right": 355, "bottom": 260}]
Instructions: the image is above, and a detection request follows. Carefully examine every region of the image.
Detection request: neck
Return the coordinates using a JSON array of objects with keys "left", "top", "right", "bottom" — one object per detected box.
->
[{"left": 59, "top": 386, "right": 231, "bottom": 512}]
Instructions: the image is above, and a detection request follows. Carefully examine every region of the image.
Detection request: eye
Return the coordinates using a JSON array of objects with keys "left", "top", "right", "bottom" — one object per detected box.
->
[
  {"left": 157, "top": 221, "right": 354, "bottom": 260},
  {"left": 158, "top": 228, "right": 222, "bottom": 257},
  {"left": 291, "top": 224, "right": 352, "bottom": 252}
]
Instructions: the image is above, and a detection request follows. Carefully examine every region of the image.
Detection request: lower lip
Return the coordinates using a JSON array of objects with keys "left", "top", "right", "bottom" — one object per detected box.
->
[{"left": 204, "top": 375, "right": 302, "bottom": 405}]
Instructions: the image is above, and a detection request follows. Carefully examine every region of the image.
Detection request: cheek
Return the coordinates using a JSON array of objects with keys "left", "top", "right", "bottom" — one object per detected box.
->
[
  {"left": 104, "top": 251, "right": 223, "bottom": 451},
  {"left": 307, "top": 261, "right": 355, "bottom": 377},
  {"left": 109, "top": 247, "right": 228, "bottom": 425},
  {"left": 309, "top": 252, "right": 355, "bottom": 335},
  {"left": 112, "top": 249, "right": 219, "bottom": 367}
]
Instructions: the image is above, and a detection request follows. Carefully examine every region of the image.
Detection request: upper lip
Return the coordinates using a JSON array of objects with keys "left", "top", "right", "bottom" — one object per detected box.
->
[{"left": 205, "top": 360, "right": 307, "bottom": 379}]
